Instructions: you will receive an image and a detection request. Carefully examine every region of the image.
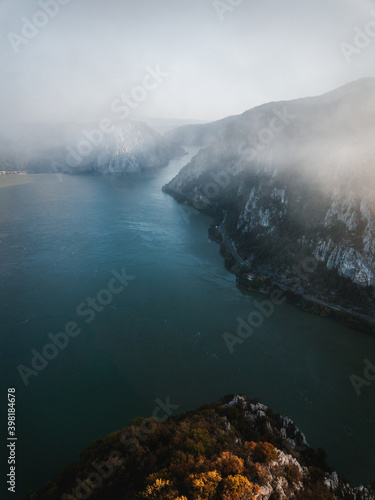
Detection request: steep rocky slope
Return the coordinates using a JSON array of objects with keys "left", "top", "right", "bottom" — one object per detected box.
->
[
  {"left": 164, "top": 78, "right": 375, "bottom": 315},
  {"left": 62, "top": 121, "right": 185, "bottom": 175},
  {"left": 1, "top": 121, "right": 184, "bottom": 175},
  {"left": 27, "top": 395, "right": 374, "bottom": 500}
]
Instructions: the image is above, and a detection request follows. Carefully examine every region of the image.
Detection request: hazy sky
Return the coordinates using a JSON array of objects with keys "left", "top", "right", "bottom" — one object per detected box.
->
[{"left": 1, "top": 0, "right": 375, "bottom": 125}]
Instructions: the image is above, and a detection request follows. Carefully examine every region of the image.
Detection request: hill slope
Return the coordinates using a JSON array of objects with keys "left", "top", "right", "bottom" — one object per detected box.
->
[
  {"left": 27, "top": 395, "right": 374, "bottom": 500},
  {"left": 0, "top": 121, "right": 185, "bottom": 175},
  {"left": 164, "top": 115, "right": 237, "bottom": 147},
  {"left": 164, "top": 78, "right": 375, "bottom": 316}
]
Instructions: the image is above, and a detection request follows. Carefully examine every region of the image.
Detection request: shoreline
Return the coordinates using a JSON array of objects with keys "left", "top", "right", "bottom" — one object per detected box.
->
[
  {"left": 211, "top": 218, "right": 375, "bottom": 336},
  {"left": 0, "top": 170, "right": 27, "bottom": 175},
  {"left": 0, "top": 172, "right": 32, "bottom": 188}
]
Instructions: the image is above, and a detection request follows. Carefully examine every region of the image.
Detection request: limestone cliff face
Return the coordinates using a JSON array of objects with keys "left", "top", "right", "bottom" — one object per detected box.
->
[
  {"left": 2, "top": 121, "right": 185, "bottom": 175},
  {"left": 74, "top": 121, "right": 185, "bottom": 175},
  {"left": 164, "top": 78, "right": 375, "bottom": 302}
]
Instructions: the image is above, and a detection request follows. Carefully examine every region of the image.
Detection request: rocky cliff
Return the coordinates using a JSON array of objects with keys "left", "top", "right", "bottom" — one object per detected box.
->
[
  {"left": 27, "top": 395, "right": 374, "bottom": 500},
  {"left": 164, "top": 78, "right": 375, "bottom": 315},
  {"left": 1, "top": 121, "right": 185, "bottom": 175},
  {"left": 63, "top": 121, "right": 185, "bottom": 175}
]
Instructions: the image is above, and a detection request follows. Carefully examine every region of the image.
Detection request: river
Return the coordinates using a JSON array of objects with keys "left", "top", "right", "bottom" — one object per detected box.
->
[{"left": 0, "top": 148, "right": 374, "bottom": 497}]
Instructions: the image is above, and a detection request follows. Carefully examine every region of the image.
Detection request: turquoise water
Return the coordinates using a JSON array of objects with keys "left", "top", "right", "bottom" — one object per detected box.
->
[{"left": 0, "top": 149, "right": 375, "bottom": 497}]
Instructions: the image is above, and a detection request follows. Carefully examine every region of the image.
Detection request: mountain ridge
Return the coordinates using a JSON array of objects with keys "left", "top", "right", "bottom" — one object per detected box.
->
[
  {"left": 163, "top": 78, "right": 375, "bottom": 318},
  {"left": 0, "top": 120, "right": 185, "bottom": 175}
]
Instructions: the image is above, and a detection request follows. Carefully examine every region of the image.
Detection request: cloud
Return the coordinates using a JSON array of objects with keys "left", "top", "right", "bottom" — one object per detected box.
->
[{"left": 1, "top": 0, "right": 375, "bottom": 126}]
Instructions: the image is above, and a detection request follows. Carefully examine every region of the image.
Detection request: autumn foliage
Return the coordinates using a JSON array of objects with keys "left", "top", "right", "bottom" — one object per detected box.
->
[{"left": 28, "top": 395, "right": 349, "bottom": 500}]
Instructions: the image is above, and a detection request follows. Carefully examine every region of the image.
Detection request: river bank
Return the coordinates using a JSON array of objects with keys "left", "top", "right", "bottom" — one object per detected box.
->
[
  {"left": 0, "top": 172, "right": 31, "bottom": 188},
  {"left": 208, "top": 220, "right": 375, "bottom": 336}
]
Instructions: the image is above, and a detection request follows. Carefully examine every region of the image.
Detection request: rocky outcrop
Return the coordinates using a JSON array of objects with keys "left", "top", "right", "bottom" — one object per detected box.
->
[
  {"left": 164, "top": 78, "right": 375, "bottom": 312},
  {"left": 67, "top": 121, "right": 185, "bottom": 175},
  {"left": 2, "top": 121, "right": 185, "bottom": 175},
  {"left": 27, "top": 394, "right": 375, "bottom": 500}
]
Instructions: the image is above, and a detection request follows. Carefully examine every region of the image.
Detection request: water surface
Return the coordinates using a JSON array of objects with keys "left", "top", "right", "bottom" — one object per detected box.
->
[{"left": 0, "top": 149, "right": 374, "bottom": 497}]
